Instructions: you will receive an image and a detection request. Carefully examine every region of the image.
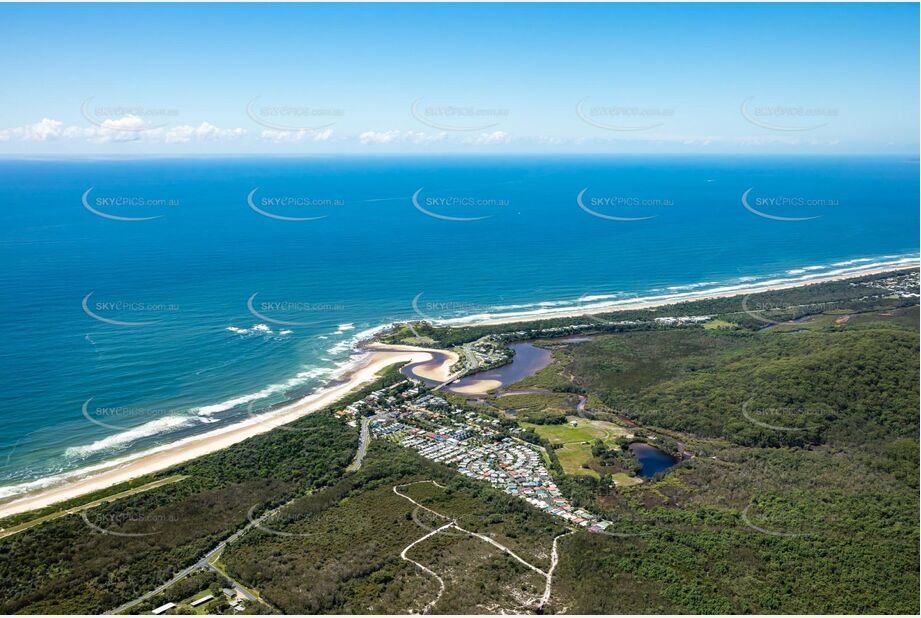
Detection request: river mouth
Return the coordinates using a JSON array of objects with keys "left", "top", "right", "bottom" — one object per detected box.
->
[
  {"left": 628, "top": 442, "right": 680, "bottom": 478},
  {"left": 448, "top": 342, "right": 552, "bottom": 394},
  {"left": 399, "top": 351, "right": 457, "bottom": 386},
  {"left": 399, "top": 341, "right": 553, "bottom": 395}
]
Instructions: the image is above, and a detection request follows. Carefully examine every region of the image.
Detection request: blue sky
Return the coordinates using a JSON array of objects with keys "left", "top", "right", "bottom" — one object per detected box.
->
[{"left": 0, "top": 2, "right": 917, "bottom": 154}]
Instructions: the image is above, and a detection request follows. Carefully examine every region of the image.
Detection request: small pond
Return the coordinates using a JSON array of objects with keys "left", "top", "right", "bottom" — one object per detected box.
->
[{"left": 629, "top": 442, "right": 680, "bottom": 478}]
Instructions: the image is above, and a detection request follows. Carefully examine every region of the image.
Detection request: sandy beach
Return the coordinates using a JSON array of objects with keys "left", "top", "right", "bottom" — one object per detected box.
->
[
  {"left": 0, "top": 345, "right": 456, "bottom": 519},
  {"left": 440, "top": 261, "right": 918, "bottom": 327},
  {"left": 1, "top": 260, "right": 915, "bottom": 520}
]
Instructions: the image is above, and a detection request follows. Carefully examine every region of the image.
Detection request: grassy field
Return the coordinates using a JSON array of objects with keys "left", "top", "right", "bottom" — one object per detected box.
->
[
  {"left": 495, "top": 392, "right": 578, "bottom": 414},
  {"left": 766, "top": 305, "right": 919, "bottom": 334},
  {"left": 521, "top": 416, "right": 635, "bottom": 480},
  {"left": 555, "top": 443, "right": 598, "bottom": 478},
  {"left": 703, "top": 318, "right": 738, "bottom": 330},
  {"left": 522, "top": 416, "right": 631, "bottom": 446},
  {"left": 610, "top": 472, "right": 643, "bottom": 487}
]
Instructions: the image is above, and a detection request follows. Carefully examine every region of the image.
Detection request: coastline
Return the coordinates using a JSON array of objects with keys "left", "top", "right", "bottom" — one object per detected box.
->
[
  {"left": 0, "top": 344, "right": 458, "bottom": 519},
  {"left": 436, "top": 259, "right": 919, "bottom": 327},
  {"left": 0, "top": 257, "right": 915, "bottom": 519}
]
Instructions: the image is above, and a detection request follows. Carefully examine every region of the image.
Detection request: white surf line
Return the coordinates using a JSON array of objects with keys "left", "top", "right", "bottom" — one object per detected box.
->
[
  {"left": 539, "top": 530, "right": 576, "bottom": 608},
  {"left": 399, "top": 521, "right": 454, "bottom": 614}
]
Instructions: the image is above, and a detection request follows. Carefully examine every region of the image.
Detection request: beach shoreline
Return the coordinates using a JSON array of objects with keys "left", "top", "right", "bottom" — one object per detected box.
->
[
  {"left": 0, "top": 259, "right": 915, "bottom": 520},
  {"left": 0, "top": 345, "right": 457, "bottom": 519},
  {"left": 434, "top": 260, "right": 918, "bottom": 327}
]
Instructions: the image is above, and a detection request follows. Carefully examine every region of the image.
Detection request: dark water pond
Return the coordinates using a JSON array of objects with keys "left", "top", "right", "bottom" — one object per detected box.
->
[
  {"left": 629, "top": 442, "right": 680, "bottom": 478},
  {"left": 449, "top": 342, "right": 552, "bottom": 393}
]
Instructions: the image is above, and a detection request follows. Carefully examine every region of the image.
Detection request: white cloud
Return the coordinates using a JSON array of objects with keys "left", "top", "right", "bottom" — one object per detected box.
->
[
  {"left": 2, "top": 118, "right": 70, "bottom": 141},
  {"left": 0, "top": 117, "right": 247, "bottom": 144},
  {"left": 404, "top": 130, "right": 447, "bottom": 144},
  {"left": 359, "top": 130, "right": 448, "bottom": 145},
  {"left": 359, "top": 130, "right": 401, "bottom": 145},
  {"left": 162, "top": 122, "right": 246, "bottom": 143},
  {"left": 260, "top": 128, "right": 335, "bottom": 143},
  {"left": 471, "top": 130, "right": 510, "bottom": 145}
]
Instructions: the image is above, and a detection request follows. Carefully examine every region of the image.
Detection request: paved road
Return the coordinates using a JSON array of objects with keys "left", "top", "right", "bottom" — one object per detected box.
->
[
  {"left": 461, "top": 344, "right": 478, "bottom": 371},
  {"left": 114, "top": 401, "right": 395, "bottom": 613},
  {"left": 347, "top": 415, "right": 374, "bottom": 472},
  {"left": 108, "top": 506, "right": 272, "bottom": 614}
]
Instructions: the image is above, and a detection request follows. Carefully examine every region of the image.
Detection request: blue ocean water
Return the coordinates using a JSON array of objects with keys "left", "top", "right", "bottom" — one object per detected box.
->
[{"left": 0, "top": 155, "right": 917, "bottom": 497}]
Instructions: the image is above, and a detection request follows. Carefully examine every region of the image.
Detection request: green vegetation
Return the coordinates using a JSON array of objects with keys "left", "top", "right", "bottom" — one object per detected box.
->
[
  {"left": 219, "top": 441, "right": 565, "bottom": 614},
  {"left": 381, "top": 269, "right": 918, "bottom": 348},
  {"left": 0, "top": 367, "right": 418, "bottom": 614},
  {"left": 555, "top": 443, "right": 599, "bottom": 478},
  {"left": 569, "top": 325, "right": 918, "bottom": 448},
  {"left": 0, "top": 475, "right": 186, "bottom": 541},
  {"left": 0, "top": 474, "right": 167, "bottom": 531},
  {"left": 0, "top": 273, "right": 917, "bottom": 615},
  {"left": 522, "top": 417, "right": 629, "bottom": 446},
  {"left": 541, "top": 303, "right": 919, "bottom": 614},
  {"left": 130, "top": 569, "right": 226, "bottom": 614},
  {"left": 0, "top": 410, "right": 356, "bottom": 614},
  {"left": 440, "top": 276, "right": 919, "bottom": 613},
  {"left": 520, "top": 417, "right": 638, "bottom": 481}
]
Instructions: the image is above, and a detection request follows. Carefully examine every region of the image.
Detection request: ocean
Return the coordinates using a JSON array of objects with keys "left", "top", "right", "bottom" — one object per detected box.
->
[{"left": 0, "top": 155, "right": 917, "bottom": 498}]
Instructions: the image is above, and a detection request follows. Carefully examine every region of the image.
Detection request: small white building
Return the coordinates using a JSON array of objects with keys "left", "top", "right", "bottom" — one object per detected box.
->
[
  {"left": 152, "top": 602, "right": 176, "bottom": 615},
  {"left": 190, "top": 594, "right": 214, "bottom": 607}
]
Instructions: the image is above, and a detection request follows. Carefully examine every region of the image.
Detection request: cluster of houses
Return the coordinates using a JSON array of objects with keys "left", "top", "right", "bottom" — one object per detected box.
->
[
  {"left": 868, "top": 270, "right": 920, "bottom": 299},
  {"left": 454, "top": 335, "right": 514, "bottom": 372},
  {"left": 367, "top": 394, "right": 613, "bottom": 533},
  {"left": 335, "top": 381, "right": 422, "bottom": 425},
  {"left": 653, "top": 315, "right": 712, "bottom": 326}
]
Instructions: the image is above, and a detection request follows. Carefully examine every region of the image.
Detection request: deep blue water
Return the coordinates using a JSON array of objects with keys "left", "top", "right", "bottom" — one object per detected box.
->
[
  {"left": 629, "top": 443, "right": 680, "bottom": 478},
  {"left": 0, "top": 155, "right": 917, "bottom": 497}
]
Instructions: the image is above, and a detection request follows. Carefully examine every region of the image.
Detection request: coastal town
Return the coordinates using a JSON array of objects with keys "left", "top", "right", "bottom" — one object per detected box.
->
[
  {"left": 337, "top": 381, "right": 615, "bottom": 533},
  {"left": 866, "top": 269, "right": 920, "bottom": 299}
]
